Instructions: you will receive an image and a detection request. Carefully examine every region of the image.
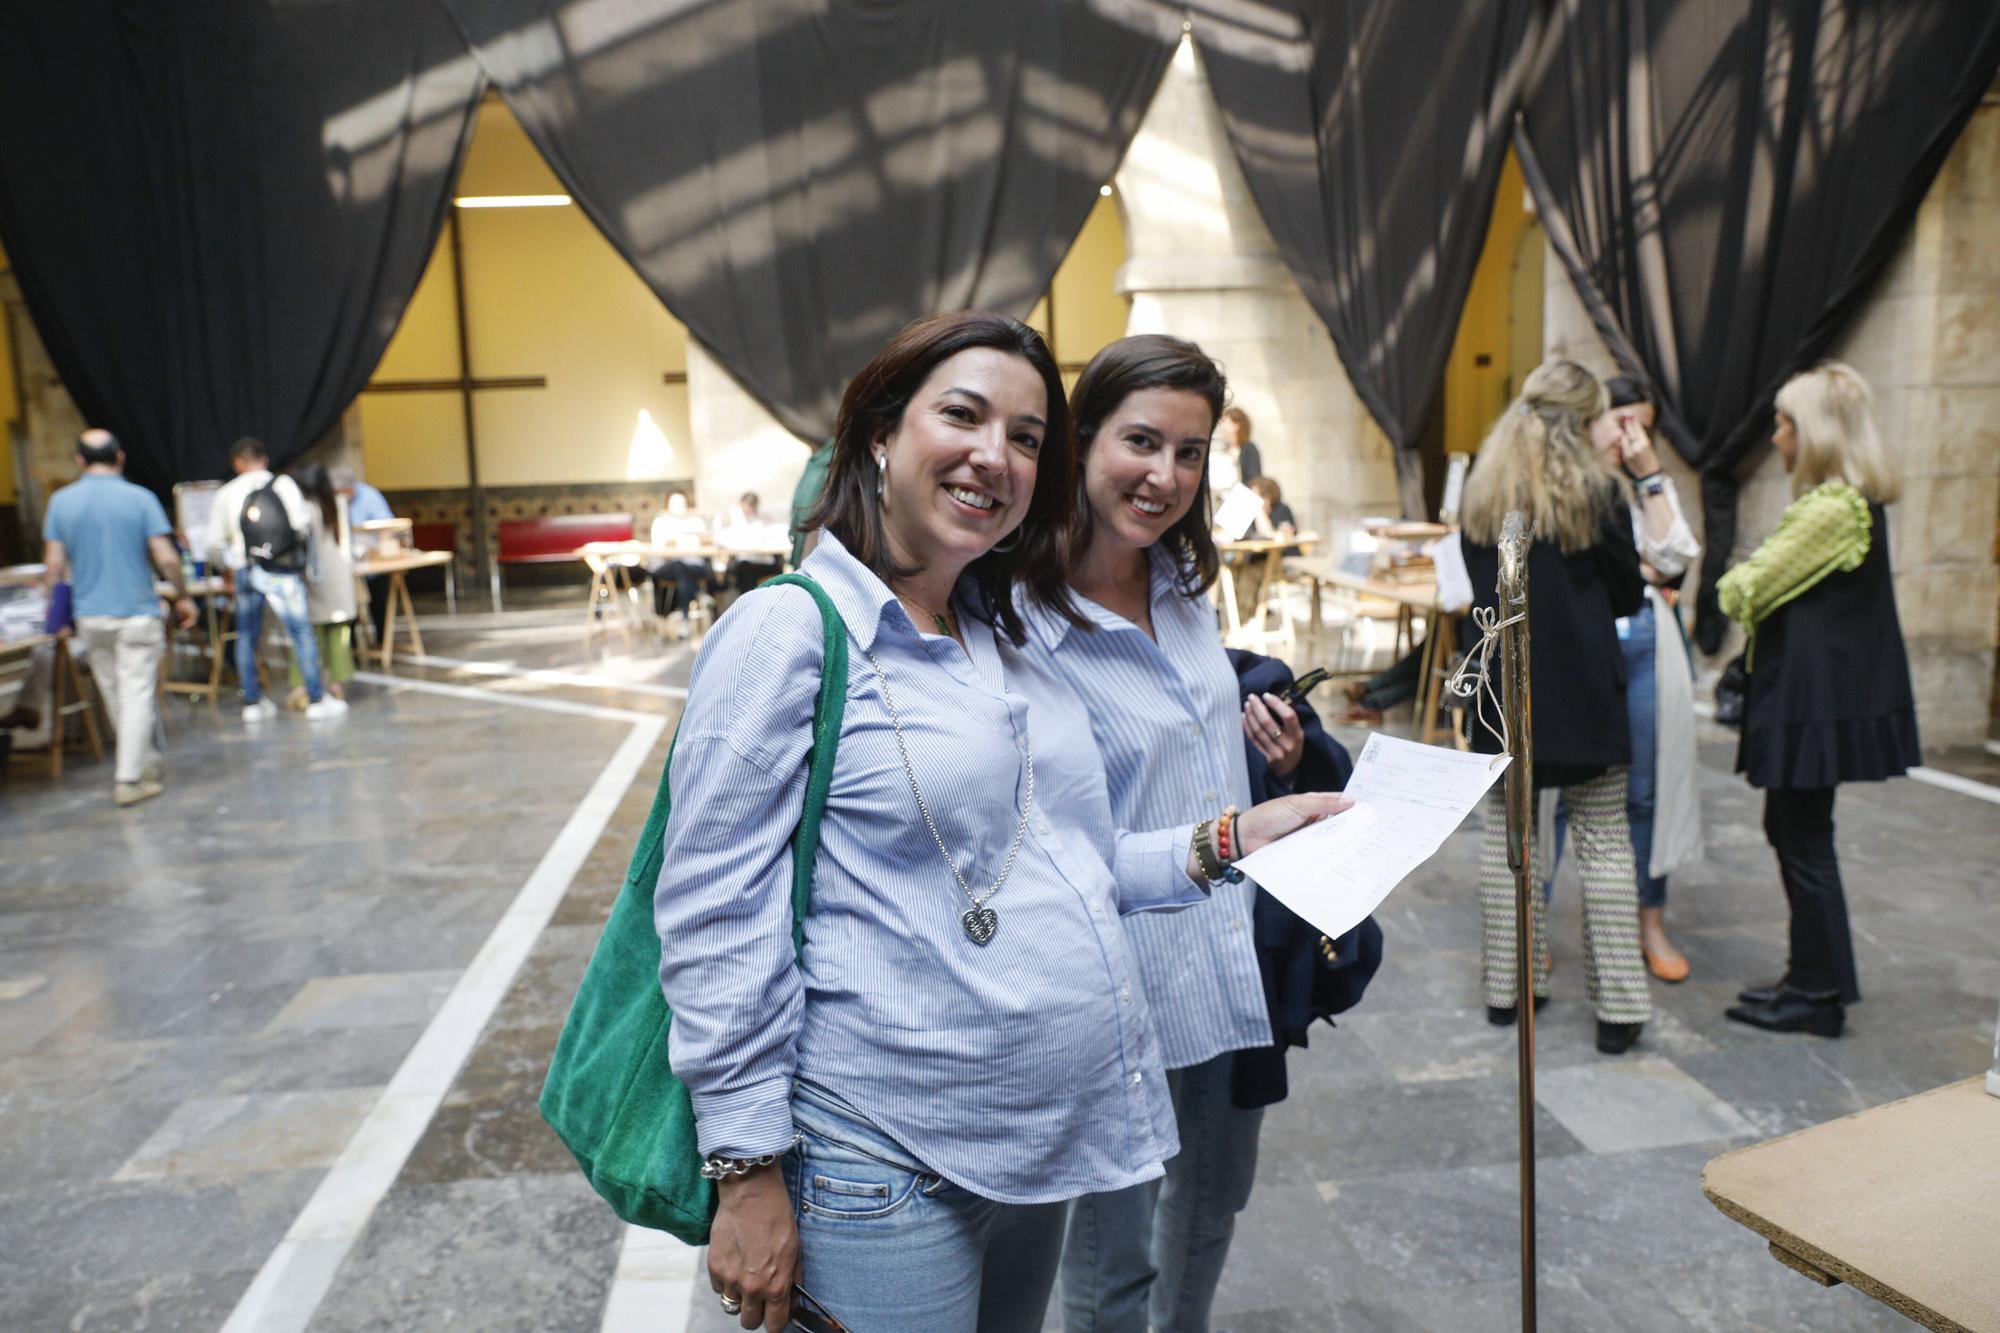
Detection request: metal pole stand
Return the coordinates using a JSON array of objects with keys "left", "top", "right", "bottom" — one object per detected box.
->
[{"left": 1497, "top": 511, "right": 1537, "bottom": 1332}]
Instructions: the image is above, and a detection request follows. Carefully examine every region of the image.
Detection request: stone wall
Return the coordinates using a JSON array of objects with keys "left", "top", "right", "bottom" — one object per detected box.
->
[{"left": 1113, "top": 37, "right": 1401, "bottom": 536}]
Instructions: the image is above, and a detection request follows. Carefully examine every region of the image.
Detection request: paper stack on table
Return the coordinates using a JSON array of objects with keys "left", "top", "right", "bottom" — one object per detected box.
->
[{"left": 1236, "top": 732, "right": 1510, "bottom": 941}]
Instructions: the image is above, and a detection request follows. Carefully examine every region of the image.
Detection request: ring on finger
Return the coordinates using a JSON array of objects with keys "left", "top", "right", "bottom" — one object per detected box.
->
[{"left": 720, "top": 1295, "right": 743, "bottom": 1315}]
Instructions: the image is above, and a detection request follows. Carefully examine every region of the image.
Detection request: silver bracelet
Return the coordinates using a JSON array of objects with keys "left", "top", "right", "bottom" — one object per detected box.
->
[{"left": 700, "top": 1137, "right": 801, "bottom": 1180}]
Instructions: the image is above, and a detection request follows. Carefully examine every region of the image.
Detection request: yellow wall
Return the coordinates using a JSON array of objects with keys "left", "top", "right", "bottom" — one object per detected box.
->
[
  {"left": 1443, "top": 149, "right": 1539, "bottom": 453},
  {"left": 0, "top": 239, "right": 17, "bottom": 505},
  {"left": 1051, "top": 194, "right": 1130, "bottom": 372},
  {"left": 359, "top": 99, "right": 693, "bottom": 490},
  {"left": 360, "top": 104, "right": 1129, "bottom": 490}
]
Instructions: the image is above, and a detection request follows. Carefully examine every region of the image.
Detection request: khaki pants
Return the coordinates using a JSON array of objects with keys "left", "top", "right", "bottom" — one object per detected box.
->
[{"left": 77, "top": 615, "right": 164, "bottom": 785}]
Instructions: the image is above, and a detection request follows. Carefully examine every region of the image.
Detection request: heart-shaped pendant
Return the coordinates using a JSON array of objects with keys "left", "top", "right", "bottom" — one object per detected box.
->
[{"left": 961, "top": 905, "right": 999, "bottom": 946}]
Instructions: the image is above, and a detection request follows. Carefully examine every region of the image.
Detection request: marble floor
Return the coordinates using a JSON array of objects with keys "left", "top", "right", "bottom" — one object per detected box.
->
[{"left": 2, "top": 602, "right": 1995, "bottom": 1332}]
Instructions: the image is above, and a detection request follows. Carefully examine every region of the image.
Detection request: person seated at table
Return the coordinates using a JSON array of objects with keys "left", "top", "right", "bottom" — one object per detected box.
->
[
  {"left": 1247, "top": 476, "right": 1296, "bottom": 538},
  {"left": 719, "top": 491, "right": 785, "bottom": 596},
  {"left": 644, "top": 491, "right": 713, "bottom": 631}
]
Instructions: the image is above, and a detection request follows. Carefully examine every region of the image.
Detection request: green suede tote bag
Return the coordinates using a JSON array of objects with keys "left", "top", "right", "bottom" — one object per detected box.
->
[{"left": 539, "top": 573, "right": 847, "bottom": 1241}]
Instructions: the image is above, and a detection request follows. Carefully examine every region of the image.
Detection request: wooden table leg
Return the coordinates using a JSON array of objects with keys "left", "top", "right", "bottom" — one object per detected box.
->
[
  {"left": 50, "top": 638, "right": 65, "bottom": 779},
  {"left": 394, "top": 573, "right": 423, "bottom": 658},
  {"left": 379, "top": 573, "right": 402, "bottom": 668},
  {"left": 68, "top": 641, "right": 104, "bottom": 763}
]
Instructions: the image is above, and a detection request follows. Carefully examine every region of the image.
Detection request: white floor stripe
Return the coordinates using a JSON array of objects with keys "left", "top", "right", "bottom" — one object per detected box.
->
[
  {"left": 599, "top": 1226, "right": 702, "bottom": 1333},
  {"left": 221, "top": 687, "right": 667, "bottom": 1333},
  {"left": 401, "top": 652, "right": 691, "bottom": 700},
  {"left": 353, "top": 670, "right": 656, "bottom": 724},
  {"left": 1908, "top": 765, "right": 2000, "bottom": 806}
]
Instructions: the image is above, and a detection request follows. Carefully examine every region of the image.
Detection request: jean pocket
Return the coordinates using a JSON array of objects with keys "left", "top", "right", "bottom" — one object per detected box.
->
[{"left": 795, "top": 1139, "right": 935, "bottom": 1222}]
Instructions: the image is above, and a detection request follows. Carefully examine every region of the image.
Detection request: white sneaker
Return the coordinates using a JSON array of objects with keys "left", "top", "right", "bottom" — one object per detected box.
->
[
  {"left": 305, "top": 697, "right": 349, "bottom": 721},
  {"left": 243, "top": 699, "right": 278, "bottom": 722}
]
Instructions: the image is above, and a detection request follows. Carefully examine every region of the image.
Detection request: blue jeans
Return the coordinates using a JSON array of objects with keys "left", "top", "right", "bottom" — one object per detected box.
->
[
  {"left": 785, "top": 1082, "right": 1066, "bottom": 1333},
  {"left": 236, "top": 566, "right": 322, "bottom": 704},
  {"left": 1546, "top": 602, "right": 1665, "bottom": 908},
  {"left": 1059, "top": 1052, "right": 1264, "bottom": 1333}
]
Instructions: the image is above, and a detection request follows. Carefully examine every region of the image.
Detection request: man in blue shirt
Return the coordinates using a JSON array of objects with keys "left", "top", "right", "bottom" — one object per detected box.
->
[
  {"left": 41, "top": 429, "right": 196, "bottom": 806},
  {"left": 332, "top": 467, "right": 393, "bottom": 644}
]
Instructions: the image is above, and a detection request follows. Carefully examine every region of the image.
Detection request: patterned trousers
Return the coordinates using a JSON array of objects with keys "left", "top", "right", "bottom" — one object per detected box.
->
[{"left": 1479, "top": 769, "right": 1651, "bottom": 1023}]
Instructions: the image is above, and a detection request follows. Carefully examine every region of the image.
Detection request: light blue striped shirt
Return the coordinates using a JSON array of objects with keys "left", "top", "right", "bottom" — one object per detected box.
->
[
  {"left": 1021, "top": 548, "right": 1271, "bottom": 1070},
  {"left": 654, "top": 532, "right": 1204, "bottom": 1205}
]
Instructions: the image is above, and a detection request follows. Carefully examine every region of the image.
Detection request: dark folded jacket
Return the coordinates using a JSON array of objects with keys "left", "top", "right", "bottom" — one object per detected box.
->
[{"left": 1226, "top": 650, "right": 1384, "bottom": 1109}]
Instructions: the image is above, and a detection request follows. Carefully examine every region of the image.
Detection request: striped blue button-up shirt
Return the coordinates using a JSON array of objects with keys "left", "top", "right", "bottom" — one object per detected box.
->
[
  {"left": 654, "top": 533, "right": 1203, "bottom": 1205},
  {"left": 1021, "top": 548, "right": 1271, "bottom": 1070}
]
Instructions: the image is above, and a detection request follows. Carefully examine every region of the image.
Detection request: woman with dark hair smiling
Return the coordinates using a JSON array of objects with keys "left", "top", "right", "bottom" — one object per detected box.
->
[
  {"left": 1020, "top": 334, "right": 1304, "bottom": 1333},
  {"left": 655, "top": 312, "right": 1348, "bottom": 1332}
]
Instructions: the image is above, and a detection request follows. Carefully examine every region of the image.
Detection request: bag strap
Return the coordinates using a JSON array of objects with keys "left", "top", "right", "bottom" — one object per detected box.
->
[
  {"left": 625, "top": 573, "right": 847, "bottom": 957},
  {"left": 765, "top": 573, "right": 848, "bottom": 954}
]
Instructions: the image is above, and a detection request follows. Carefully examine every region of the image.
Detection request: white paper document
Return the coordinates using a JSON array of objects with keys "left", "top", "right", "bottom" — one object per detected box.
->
[{"left": 1236, "top": 733, "right": 1510, "bottom": 941}]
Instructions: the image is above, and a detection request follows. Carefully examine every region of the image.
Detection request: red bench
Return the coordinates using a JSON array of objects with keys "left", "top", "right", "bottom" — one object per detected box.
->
[{"left": 491, "top": 513, "right": 634, "bottom": 607}]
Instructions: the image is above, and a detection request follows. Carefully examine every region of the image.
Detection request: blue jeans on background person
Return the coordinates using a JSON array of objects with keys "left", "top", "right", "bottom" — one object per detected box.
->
[
  {"left": 235, "top": 565, "right": 323, "bottom": 705},
  {"left": 784, "top": 1081, "right": 1067, "bottom": 1333},
  {"left": 1545, "top": 601, "right": 1665, "bottom": 909},
  {"left": 1060, "top": 1052, "right": 1264, "bottom": 1333}
]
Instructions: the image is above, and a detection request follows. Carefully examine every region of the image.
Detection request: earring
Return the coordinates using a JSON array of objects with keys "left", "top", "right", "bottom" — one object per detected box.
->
[
  {"left": 875, "top": 453, "right": 886, "bottom": 499},
  {"left": 991, "top": 526, "right": 1022, "bottom": 554}
]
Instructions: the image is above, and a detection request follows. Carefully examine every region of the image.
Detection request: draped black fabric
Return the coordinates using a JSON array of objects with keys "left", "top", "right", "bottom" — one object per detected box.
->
[
  {"left": 1193, "top": 1, "right": 1540, "bottom": 455},
  {"left": 443, "top": 0, "right": 1181, "bottom": 443},
  {"left": 1516, "top": 0, "right": 2000, "bottom": 649},
  {"left": 0, "top": 1, "right": 482, "bottom": 494}
]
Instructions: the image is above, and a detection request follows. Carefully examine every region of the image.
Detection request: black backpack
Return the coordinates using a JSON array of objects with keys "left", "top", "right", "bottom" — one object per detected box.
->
[{"left": 240, "top": 480, "right": 305, "bottom": 572}]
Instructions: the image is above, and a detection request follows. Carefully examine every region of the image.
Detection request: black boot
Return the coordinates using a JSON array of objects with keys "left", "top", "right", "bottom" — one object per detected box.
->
[
  {"left": 1486, "top": 995, "right": 1549, "bottom": 1026},
  {"left": 1595, "top": 1021, "right": 1643, "bottom": 1054},
  {"left": 1725, "top": 986, "right": 1844, "bottom": 1038},
  {"left": 1737, "top": 976, "right": 1787, "bottom": 1006}
]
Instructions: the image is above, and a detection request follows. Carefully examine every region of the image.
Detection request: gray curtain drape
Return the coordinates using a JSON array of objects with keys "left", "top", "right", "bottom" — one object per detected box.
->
[
  {"left": 442, "top": 0, "right": 1183, "bottom": 442},
  {"left": 1193, "top": 1, "right": 1541, "bottom": 469},
  {"left": 0, "top": 0, "right": 482, "bottom": 491},
  {"left": 1516, "top": 0, "right": 2000, "bottom": 649}
]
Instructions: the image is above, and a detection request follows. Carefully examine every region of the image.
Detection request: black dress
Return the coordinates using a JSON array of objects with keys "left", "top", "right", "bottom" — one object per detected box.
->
[
  {"left": 1736, "top": 503, "right": 1920, "bottom": 790},
  {"left": 1460, "top": 505, "right": 1645, "bottom": 787}
]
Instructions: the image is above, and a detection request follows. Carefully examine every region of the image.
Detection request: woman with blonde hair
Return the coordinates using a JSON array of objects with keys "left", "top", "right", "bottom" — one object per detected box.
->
[
  {"left": 1717, "top": 361, "right": 1918, "bottom": 1038},
  {"left": 1457, "top": 359, "right": 1652, "bottom": 1054}
]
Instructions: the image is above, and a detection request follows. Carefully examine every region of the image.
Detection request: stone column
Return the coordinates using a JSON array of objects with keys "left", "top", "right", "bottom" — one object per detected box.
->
[
  {"left": 1831, "top": 100, "right": 2000, "bottom": 745},
  {"left": 1113, "top": 37, "right": 1400, "bottom": 534},
  {"left": 686, "top": 341, "right": 810, "bottom": 525},
  {"left": 2, "top": 272, "right": 88, "bottom": 548}
]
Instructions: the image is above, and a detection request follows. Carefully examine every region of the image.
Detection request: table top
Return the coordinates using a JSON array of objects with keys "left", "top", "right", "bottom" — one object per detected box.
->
[
  {"left": 1703, "top": 1077, "right": 2000, "bottom": 1331},
  {"left": 356, "top": 549, "right": 456, "bottom": 576},
  {"left": 0, "top": 563, "right": 48, "bottom": 588},
  {"left": 1288, "top": 557, "right": 1440, "bottom": 609},
  {"left": 0, "top": 631, "right": 53, "bottom": 659},
  {"left": 575, "top": 540, "right": 790, "bottom": 562},
  {"left": 1219, "top": 533, "right": 1320, "bottom": 555}
]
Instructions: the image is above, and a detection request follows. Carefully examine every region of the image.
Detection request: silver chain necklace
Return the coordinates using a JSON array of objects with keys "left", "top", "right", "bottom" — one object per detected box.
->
[{"left": 862, "top": 645, "right": 1033, "bottom": 946}]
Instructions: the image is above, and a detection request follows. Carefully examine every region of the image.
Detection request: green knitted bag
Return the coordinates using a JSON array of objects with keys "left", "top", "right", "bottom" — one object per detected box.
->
[{"left": 539, "top": 573, "right": 847, "bottom": 1240}]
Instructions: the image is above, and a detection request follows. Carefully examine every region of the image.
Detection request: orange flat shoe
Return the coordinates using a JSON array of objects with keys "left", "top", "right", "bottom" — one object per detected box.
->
[{"left": 1644, "top": 945, "right": 1690, "bottom": 983}]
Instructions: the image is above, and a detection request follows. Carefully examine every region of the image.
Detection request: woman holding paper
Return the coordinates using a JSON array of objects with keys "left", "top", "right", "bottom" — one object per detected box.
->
[
  {"left": 657, "top": 313, "right": 1344, "bottom": 1332},
  {"left": 1458, "top": 360, "right": 1653, "bottom": 1056},
  {"left": 1019, "top": 334, "right": 1347, "bottom": 1333}
]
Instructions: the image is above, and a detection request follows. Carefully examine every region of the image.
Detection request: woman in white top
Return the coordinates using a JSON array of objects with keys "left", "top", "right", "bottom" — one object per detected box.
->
[
  {"left": 289, "top": 463, "right": 359, "bottom": 704},
  {"left": 1550, "top": 376, "right": 1705, "bottom": 980}
]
